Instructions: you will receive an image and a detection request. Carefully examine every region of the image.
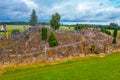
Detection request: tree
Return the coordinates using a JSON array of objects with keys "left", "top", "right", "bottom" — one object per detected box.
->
[
  {"left": 110, "top": 23, "right": 118, "bottom": 29},
  {"left": 100, "top": 28, "right": 111, "bottom": 35},
  {"left": 25, "top": 34, "right": 29, "bottom": 39},
  {"left": 50, "top": 12, "right": 61, "bottom": 30},
  {"left": 11, "top": 29, "right": 20, "bottom": 34},
  {"left": 113, "top": 28, "right": 118, "bottom": 38},
  {"left": 112, "top": 38, "right": 117, "bottom": 44},
  {"left": 75, "top": 24, "right": 88, "bottom": 31},
  {"left": 48, "top": 32, "right": 58, "bottom": 47},
  {"left": 112, "top": 28, "right": 118, "bottom": 45},
  {"left": 29, "top": 9, "right": 38, "bottom": 26},
  {"left": 41, "top": 27, "right": 48, "bottom": 40},
  {"left": 112, "top": 23, "right": 118, "bottom": 45},
  {"left": 75, "top": 23, "right": 79, "bottom": 31}
]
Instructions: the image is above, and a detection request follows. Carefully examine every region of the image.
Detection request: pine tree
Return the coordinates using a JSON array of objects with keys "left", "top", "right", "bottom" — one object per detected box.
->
[
  {"left": 48, "top": 32, "right": 58, "bottom": 47},
  {"left": 29, "top": 9, "right": 38, "bottom": 26}
]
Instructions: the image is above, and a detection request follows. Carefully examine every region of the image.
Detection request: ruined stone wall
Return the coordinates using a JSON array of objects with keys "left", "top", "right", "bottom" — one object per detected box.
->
[
  {"left": 0, "top": 40, "right": 112, "bottom": 65},
  {"left": 0, "top": 28, "right": 114, "bottom": 65}
]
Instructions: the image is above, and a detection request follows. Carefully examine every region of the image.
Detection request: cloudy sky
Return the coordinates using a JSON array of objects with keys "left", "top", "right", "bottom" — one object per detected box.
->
[{"left": 0, "top": 0, "right": 120, "bottom": 24}]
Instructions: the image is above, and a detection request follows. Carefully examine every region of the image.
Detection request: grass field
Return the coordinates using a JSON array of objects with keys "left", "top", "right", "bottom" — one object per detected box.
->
[
  {"left": 0, "top": 25, "right": 30, "bottom": 35},
  {"left": 108, "top": 29, "right": 120, "bottom": 37},
  {"left": 59, "top": 26, "right": 74, "bottom": 31},
  {"left": 7, "top": 25, "right": 30, "bottom": 35},
  {"left": 0, "top": 52, "right": 120, "bottom": 80},
  {"left": 0, "top": 25, "right": 73, "bottom": 35}
]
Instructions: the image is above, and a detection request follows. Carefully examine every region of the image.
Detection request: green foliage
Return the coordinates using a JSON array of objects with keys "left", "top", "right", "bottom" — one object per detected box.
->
[
  {"left": 48, "top": 32, "right": 58, "bottom": 47},
  {"left": 110, "top": 23, "right": 118, "bottom": 27},
  {"left": 41, "top": 27, "right": 48, "bottom": 40},
  {"left": 50, "top": 12, "right": 61, "bottom": 30},
  {"left": 111, "top": 22, "right": 118, "bottom": 38},
  {"left": 112, "top": 38, "right": 117, "bottom": 44},
  {"left": 29, "top": 9, "right": 38, "bottom": 26},
  {"left": 100, "top": 28, "right": 111, "bottom": 35},
  {"left": 90, "top": 45, "right": 96, "bottom": 53},
  {"left": 49, "top": 40, "right": 58, "bottom": 47},
  {"left": 113, "top": 28, "right": 118, "bottom": 38},
  {"left": 75, "top": 24, "right": 88, "bottom": 31},
  {"left": 4, "top": 22, "right": 28, "bottom": 25},
  {"left": 109, "top": 23, "right": 118, "bottom": 29},
  {"left": 11, "top": 29, "right": 20, "bottom": 34},
  {"left": 25, "top": 34, "right": 29, "bottom": 39},
  {"left": 112, "top": 27, "right": 118, "bottom": 45}
]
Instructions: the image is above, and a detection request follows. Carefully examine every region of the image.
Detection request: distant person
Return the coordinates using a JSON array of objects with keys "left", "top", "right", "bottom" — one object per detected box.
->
[
  {"left": 0, "top": 23, "right": 6, "bottom": 32},
  {"left": 1, "top": 25, "right": 5, "bottom": 31}
]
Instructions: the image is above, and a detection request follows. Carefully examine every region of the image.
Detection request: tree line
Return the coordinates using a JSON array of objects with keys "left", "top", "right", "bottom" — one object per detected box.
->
[{"left": 3, "top": 21, "right": 49, "bottom": 25}]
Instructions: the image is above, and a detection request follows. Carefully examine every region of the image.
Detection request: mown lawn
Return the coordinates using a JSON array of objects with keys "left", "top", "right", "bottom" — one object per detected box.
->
[{"left": 0, "top": 52, "right": 120, "bottom": 80}]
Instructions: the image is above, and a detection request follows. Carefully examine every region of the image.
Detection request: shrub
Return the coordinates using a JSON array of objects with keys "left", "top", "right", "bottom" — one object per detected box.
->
[
  {"left": 112, "top": 38, "right": 117, "bottom": 44},
  {"left": 41, "top": 27, "right": 48, "bottom": 40},
  {"left": 112, "top": 28, "right": 118, "bottom": 45},
  {"left": 49, "top": 40, "right": 58, "bottom": 47},
  {"left": 100, "top": 28, "right": 111, "bottom": 35},
  {"left": 11, "top": 29, "right": 20, "bottom": 34},
  {"left": 113, "top": 28, "right": 118, "bottom": 38},
  {"left": 75, "top": 24, "right": 88, "bottom": 31},
  {"left": 48, "top": 32, "right": 58, "bottom": 47},
  {"left": 25, "top": 34, "right": 29, "bottom": 39},
  {"left": 94, "top": 50, "right": 100, "bottom": 54},
  {"left": 90, "top": 45, "right": 96, "bottom": 53}
]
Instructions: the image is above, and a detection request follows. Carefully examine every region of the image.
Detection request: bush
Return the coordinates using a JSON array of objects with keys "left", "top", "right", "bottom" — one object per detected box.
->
[
  {"left": 25, "top": 34, "right": 29, "bottom": 39},
  {"left": 112, "top": 38, "right": 117, "bottom": 44},
  {"left": 113, "top": 28, "right": 118, "bottom": 38},
  {"left": 100, "top": 28, "right": 111, "bottom": 35},
  {"left": 11, "top": 29, "right": 20, "bottom": 34},
  {"left": 75, "top": 24, "right": 88, "bottom": 31},
  {"left": 48, "top": 32, "right": 58, "bottom": 47},
  {"left": 94, "top": 50, "right": 100, "bottom": 54},
  {"left": 49, "top": 40, "right": 58, "bottom": 47},
  {"left": 41, "top": 27, "right": 48, "bottom": 40},
  {"left": 90, "top": 45, "right": 96, "bottom": 53}
]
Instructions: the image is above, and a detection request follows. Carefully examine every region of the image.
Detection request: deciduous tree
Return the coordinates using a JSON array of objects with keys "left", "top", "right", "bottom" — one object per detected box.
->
[{"left": 50, "top": 12, "right": 61, "bottom": 30}]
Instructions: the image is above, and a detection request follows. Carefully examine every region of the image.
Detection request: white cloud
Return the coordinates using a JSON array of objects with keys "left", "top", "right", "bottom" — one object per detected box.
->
[
  {"left": 22, "top": 0, "right": 38, "bottom": 9},
  {"left": 0, "top": 0, "right": 120, "bottom": 25},
  {"left": 77, "top": 2, "right": 95, "bottom": 11}
]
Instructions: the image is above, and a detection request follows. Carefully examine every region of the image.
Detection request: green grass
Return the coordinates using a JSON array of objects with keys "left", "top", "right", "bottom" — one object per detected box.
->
[
  {"left": 7, "top": 25, "right": 30, "bottom": 35},
  {"left": 0, "top": 52, "right": 120, "bottom": 80},
  {"left": 108, "top": 29, "right": 120, "bottom": 37},
  {"left": 59, "top": 26, "right": 74, "bottom": 31}
]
